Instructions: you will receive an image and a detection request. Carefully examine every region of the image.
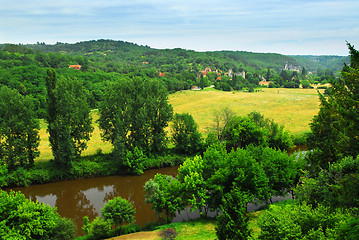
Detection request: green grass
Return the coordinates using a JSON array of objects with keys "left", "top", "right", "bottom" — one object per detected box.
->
[{"left": 156, "top": 219, "right": 217, "bottom": 240}]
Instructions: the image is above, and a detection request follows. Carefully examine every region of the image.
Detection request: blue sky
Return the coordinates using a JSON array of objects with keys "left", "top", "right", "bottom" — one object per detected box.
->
[{"left": 1, "top": 0, "right": 358, "bottom": 55}]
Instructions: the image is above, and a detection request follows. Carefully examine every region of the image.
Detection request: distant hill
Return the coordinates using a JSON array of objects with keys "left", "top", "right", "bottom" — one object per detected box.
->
[
  {"left": 19, "top": 39, "right": 348, "bottom": 73},
  {"left": 290, "top": 55, "right": 349, "bottom": 72}
]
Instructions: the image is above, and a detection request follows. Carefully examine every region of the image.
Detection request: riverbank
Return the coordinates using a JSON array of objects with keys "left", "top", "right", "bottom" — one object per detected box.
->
[{"left": 1, "top": 151, "right": 186, "bottom": 189}]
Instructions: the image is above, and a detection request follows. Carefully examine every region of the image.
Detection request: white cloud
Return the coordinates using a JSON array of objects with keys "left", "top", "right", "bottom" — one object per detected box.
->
[{"left": 0, "top": 0, "right": 358, "bottom": 55}]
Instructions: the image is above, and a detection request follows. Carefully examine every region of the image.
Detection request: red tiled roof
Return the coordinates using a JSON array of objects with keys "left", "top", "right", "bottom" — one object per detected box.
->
[{"left": 69, "top": 65, "right": 81, "bottom": 70}]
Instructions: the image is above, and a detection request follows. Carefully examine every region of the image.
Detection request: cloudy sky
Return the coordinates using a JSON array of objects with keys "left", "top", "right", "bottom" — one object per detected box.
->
[{"left": 1, "top": 0, "right": 358, "bottom": 55}]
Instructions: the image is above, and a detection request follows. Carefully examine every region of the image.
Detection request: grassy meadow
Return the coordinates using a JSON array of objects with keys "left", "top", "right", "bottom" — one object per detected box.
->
[
  {"left": 36, "top": 87, "right": 322, "bottom": 162},
  {"left": 170, "top": 87, "right": 322, "bottom": 138}
]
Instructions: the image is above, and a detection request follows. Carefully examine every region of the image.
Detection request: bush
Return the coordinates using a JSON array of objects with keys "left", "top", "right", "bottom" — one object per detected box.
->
[
  {"left": 123, "top": 147, "right": 146, "bottom": 174},
  {"left": 88, "top": 217, "right": 111, "bottom": 240},
  {"left": 51, "top": 217, "right": 77, "bottom": 240},
  {"left": 102, "top": 197, "right": 136, "bottom": 228},
  {"left": 0, "top": 190, "right": 75, "bottom": 240}
]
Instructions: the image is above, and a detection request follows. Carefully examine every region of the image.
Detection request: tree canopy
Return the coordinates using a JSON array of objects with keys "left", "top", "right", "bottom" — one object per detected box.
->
[{"left": 0, "top": 86, "right": 39, "bottom": 169}]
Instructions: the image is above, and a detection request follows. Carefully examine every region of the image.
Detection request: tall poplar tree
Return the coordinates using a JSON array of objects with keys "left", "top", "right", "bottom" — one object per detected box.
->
[{"left": 45, "top": 69, "right": 93, "bottom": 167}]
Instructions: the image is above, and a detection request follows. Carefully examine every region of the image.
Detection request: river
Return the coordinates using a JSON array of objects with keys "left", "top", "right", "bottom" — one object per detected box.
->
[{"left": 7, "top": 166, "right": 179, "bottom": 236}]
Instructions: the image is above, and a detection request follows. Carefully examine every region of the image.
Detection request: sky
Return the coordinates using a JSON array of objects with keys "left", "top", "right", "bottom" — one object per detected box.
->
[{"left": 1, "top": 0, "right": 358, "bottom": 55}]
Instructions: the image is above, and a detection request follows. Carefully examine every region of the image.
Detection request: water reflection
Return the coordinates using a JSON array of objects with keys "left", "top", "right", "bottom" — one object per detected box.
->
[{"left": 8, "top": 166, "right": 179, "bottom": 236}]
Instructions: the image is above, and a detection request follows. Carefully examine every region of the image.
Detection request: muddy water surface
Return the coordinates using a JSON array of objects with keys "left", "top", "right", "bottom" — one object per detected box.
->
[{"left": 8, "top": 166, "right": 179, "bottom": 235}]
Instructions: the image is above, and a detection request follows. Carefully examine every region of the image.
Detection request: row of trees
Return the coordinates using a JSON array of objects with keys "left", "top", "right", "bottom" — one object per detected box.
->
[{"left": 0, "top": 68, "right": 175, "bottom": 171}]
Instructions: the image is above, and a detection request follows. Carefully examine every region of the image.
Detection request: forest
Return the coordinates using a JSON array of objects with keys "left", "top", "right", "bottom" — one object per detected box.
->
[{"left": 0, "top": 40, "right": 357, "bottom": 240}]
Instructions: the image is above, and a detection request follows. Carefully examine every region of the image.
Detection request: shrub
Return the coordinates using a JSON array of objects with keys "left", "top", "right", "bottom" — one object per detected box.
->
[
  {"left": 257, "top": 201, "right": 352, "bottom": 239},
  {"left": 51, "top": 217, "right": 77, "bottom": 240},
  {"left": 123, "top": 147, "right": 146, "bottom": 174},
  {"left": 88, "top": 217, "right": 111, "bottom": 240},
  {"left": 0, "top": 190, "right": 75, "bottom": 240},
  {"left": 102, "top": 197, "right": 136, "bottom": 228}
]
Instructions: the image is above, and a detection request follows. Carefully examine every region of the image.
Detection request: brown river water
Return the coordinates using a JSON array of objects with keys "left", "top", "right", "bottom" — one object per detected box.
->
[{"left": 7, "top": 166, "right": 179, "bottom": 236}]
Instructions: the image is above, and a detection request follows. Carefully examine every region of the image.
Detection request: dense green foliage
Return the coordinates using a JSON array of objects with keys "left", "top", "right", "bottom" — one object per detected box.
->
[
  {"left": 215, "top": 188, "right": 250, "bottom": 240},
  {"left": 171, "top": 113, "right": 204, "bottom": 155},
  {"left": 216, "top": 110, "right": 293, "bottom": 151},
  {"left": 145, "top": 143, "right": 300, "bottom": 221},
  {"left": 144, "top": 173, "right": 182, "bottom": 221},
  {"left": 256, "top": 200, "right": 358, "bottom": 240},
  {"left": 81, "top": 196, "right": 137, "bottom": 240},
  {"left": 45, "top": 69, "right": 93, "bottom": 167},
  {"left": 102, "top": 196, "right": 136, "bottom": 228},
  {"left": 296, "top": 155, "right": 359, "bottom": 209},
  {"left": 0, "top": 190, "right": 76, "bottom": 240},
  {"left": 307, "top": 43, "right": 359, "bottom": 169},
  {"left": 98, "top": 76, "right": 173, "bottom": 156},
  {"left": 0, "top": 86, "right": 39, "bottom": 169}
]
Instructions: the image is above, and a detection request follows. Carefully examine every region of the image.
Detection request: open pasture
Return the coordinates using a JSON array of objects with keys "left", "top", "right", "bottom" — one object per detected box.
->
[{"left": 169, "top": 88, "right": 322, "bottom": 137}]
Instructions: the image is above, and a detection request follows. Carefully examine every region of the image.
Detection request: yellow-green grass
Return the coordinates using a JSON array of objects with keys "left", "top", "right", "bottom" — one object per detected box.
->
[
  {"left": 36, "top": 110, "right": 113, "bottom": 162},
  {"left": 169, "top": 87, "right": 322, "bottom": 138},
  {"left": 107, "top": 220, "right": 217, "bottom": 240},
  {"left": 36, "top": 88, "right": 322, "bottom": 162}
]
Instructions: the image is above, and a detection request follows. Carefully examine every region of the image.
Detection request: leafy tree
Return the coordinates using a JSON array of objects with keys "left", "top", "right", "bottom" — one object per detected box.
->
[
  {"left": 307, "top": 43, "right": 359, "bottom": 168},
  {"left": 223, "top": 115, "right": 265, "bottom": 150},
  {"left": 296, "top": 155, "right": 359, "bottom": 209},
  {"left": 301, "top": 66, "right": 308, "bottom": 77},
  {"left": 45, "top": 69, "right": 93, "bottom": 167},
  {"left": 301, "top": 80, "right": 311, "bottom": 88},
  {"left": 209, "top": 148, "right": 270, "bottom": 211},
  {"left": 99, "top": 77, "right": 173, "bottom": 155},
  {"left": 171, "top": 113, "right": 203, "bottom": 155},
  {"left": 0, "top": 190, "right": 75, "bottom": 240},
  {"left": 177, "top": 156, "right": 209, "bottom": 216},
  {"left": 144, "top": 173, "right": 182, "bottom": 222},
  {"left": 102, "top": 196, "right": 136, "bottom": 228},
  {"left": 216, "top": 188, "right": 250, "bottom": 240},
  {"left": 248, "top": 112, "right": 293, "bottom": 150},
  {"left": 246, "top": 145, "right": 297, "bottom": 200},
  {"left": 212, "top": 107, "right": 236, "bottom": 142},
  {"left": 257, "top": 201, "right": 353, "bottom": 240},
  {"left": 0, "top": 86, "right": 39, "bottom": 169}
]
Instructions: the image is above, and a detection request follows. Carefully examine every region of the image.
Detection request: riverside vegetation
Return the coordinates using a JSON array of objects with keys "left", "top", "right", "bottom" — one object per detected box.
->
[{"left": 0, "top": 41, "right": 358, "bottom": 239}]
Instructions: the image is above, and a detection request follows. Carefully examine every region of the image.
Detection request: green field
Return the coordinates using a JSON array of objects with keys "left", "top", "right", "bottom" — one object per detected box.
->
[{"left": 37, "top": 88, "right": 322, "bottom": 161}]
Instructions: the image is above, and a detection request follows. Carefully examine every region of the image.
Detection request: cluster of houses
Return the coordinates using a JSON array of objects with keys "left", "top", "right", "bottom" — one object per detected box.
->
[{"left": 198, "top": 67, "right": 246, "bottom": 81}]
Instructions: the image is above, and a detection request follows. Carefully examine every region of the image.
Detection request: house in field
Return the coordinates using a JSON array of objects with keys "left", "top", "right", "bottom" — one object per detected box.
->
[
  {"left": 192, "top": 86, "right": 200, "bottom": 90},
  {"left": 69, "top": 65, "right": 81, "bottom": 70},
  {"left": 259, "top": 81, "right": 271, "bottom": 86}
]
